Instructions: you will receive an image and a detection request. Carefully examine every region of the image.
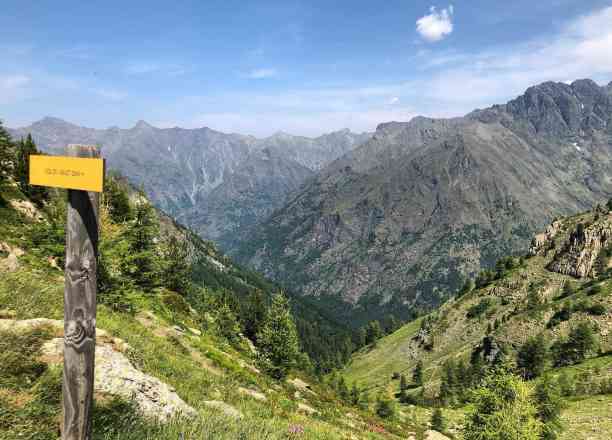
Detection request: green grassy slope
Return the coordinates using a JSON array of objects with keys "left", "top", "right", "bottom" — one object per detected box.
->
[
  {"left": 0, "top": 180, "right": 427, "bottom": 440},
  {"left": 343, "top": 208, "right": 612, "bottom": 438}
]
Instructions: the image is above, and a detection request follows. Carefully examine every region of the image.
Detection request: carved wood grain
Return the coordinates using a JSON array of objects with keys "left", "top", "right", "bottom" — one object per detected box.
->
[{"left": 62, "top": 144, "right": 100, "bottom": 440}]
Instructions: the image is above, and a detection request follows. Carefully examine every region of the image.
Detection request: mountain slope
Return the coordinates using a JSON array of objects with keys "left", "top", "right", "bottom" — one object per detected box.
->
[
  {"left": 235, "top": 79, "right": 612, "bottom": 325},
  {"left": 342, "top": 205, "right": 612, "bottom": 439},
  {"left": 9, "top": 120, "right": 370, "bottom": 250},
  {"left": 0, "top": 172, "right": 421, "bottom": 439}
]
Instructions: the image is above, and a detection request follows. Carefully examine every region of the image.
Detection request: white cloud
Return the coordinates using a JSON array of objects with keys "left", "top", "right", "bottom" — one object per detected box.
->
[
  {"left": 416, "top": 5, "right": 454, "bottom": 42},
  {"left": 243, "top": 68, "right": 278, "bottom": 79},
  {"left": 0, "top": 75, "right": 30, "bottom": 90},
  {"left": 388, "top": 97, "right": 400, "bottom": 105}
]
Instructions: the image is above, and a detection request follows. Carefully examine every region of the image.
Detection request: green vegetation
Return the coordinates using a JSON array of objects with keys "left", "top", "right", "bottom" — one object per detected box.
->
[
  {"left": 0, "top": 129, "right": 426, "bottom": 439},
  {"left": 343, "top": 207, "right": 612, "bottom": 439}
]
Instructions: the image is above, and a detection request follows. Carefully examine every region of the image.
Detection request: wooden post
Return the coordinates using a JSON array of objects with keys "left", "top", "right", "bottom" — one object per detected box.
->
[{"left": 62, "top": 145, "right": 100, "bottom": 440}]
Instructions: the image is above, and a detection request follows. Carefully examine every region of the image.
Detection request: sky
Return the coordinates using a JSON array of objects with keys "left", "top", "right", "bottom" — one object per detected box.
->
[{"left": 2, "top": 0, "right": 612, "bottom": 137}]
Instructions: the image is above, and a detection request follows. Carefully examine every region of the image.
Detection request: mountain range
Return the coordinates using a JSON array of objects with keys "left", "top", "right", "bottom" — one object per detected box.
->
[
  {"left": 11, "top": 79, "right": 612, "bottom": 326},
  {"left": 9, "top": 119, "right": 370, "bottom": 250},
  {"left": 234, "top": 79, "right": 612, "bottom": 324}
]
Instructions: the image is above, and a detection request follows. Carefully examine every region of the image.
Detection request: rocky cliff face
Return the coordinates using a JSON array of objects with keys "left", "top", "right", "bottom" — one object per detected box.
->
[
  {"left": 10, "top": 119, "right": 370, "bottom": 249},
  {"left": 235, "top": 79, "right": 612, "bottom": 325},
  {"left": 546, "top": 213, "right": 612, "bottom": 278}
]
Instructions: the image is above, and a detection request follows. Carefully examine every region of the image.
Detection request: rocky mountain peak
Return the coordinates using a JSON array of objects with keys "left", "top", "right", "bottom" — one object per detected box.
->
[
  {"left": 133, "top": 120, "right": 155, "bottom": 130},
  {"left": 31, "top": 116, "right": 76, "bottom": 129}
]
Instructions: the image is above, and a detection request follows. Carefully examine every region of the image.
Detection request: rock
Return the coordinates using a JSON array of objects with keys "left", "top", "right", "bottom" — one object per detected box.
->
[
  {"left": 529, "top": 220, "right": 562, "bottom": 256},
  {"left": 188, "top": 327, "right": 202, "bottom": 336},
  {"left": 47, "top": 256, "right": 61, "bottom": 271},
  {"left": 41, "top": 337, "right": 196, "bottom": 421},
  {"left": 3, "top": 318, "right": 195, "bottom": 422},
  {"left": 0, "top": 242, "right": 25, "bottom": 272},
  {"left": 548, "top": 220, "right": 612, "bottom": 278},
  {"left": 0, "top": 318, "right": 64, "bottom": 334},
  {"left": 297, "top": 402, "right": 319, "bottom": 415},
  {"left": 287, "top": 377, "right": 317, "bottom": 395},
  {"left": 238, "top": 359, "right": 261, "bottom": 374},
  {"left": 238, "top": 387, "right": 267, "bottom": 402},
  {"left": 9, "top": 199, "right": 44, "bottom": 221},
  {"left": 202, "top": 400, "right": 242, "bottom": 419},
  {"left": 425, "top": 430, "right": 451, "bottom": 440}
]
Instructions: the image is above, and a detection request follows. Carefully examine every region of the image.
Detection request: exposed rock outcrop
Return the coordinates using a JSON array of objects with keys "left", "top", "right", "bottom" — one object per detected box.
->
[
  {"left": 529, "top": 220, "right": 562, "bottom": 256},
  {"left": 548, "top": 220, "right": 612, "bottom": 278},
  {"left": 0, "top": 318, "right": 196, "bottom": 422}
]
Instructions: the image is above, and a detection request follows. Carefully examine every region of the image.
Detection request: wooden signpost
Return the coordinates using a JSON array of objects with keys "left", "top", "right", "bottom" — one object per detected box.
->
[{"left": 30, "top": 145, "right": 104, "bottom": 440}]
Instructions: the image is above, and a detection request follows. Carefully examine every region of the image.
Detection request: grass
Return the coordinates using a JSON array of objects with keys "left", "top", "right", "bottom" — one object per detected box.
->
[{"left": 1, "top": 185, "right": 424, "bottom": 439}]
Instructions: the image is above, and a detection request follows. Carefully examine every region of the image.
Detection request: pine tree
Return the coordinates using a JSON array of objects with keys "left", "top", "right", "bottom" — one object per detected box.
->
[
  {"left": 552, "top": 322, "right": 598, "bottom": 367},
  {"left": 354, "top": 326, "right": 367, "bottom": 348},
  {"left": 517, "top": 334, "right": 548, "bottom": 380},
  {"left": 463, "top": 371, "right": 542, "bottom": 440},
  {"left": 535, "top": 375, "right": 564, "bottom": 440},
  {"left": 243, "top": 289, "right": 266, "bottom": 341},
  {"left": 375, "top": 394, "right": 395, "bottom": 419},
  {"left": 350, "top": 382, "right": 360, "bottom": 406},
  {"left": 104, "top": 175, "right": 133, "bottom": 222},
  {"left": 14, "top": 134, "right": 47, "bottom": 204},
  {"left": 0, "top": 121, "right": 14, "bottom": 188},
  {"left": 413, "top": 360, "right": 423, "bottom": 386},
  {"left": 338, "top": 376, "right": 349, "bottom": 401},
  {"left": 430, "top": 407, "right": 445, "bottom": 432},
  {"left": 256, "top": 292, "right": 301, "bottom": 379},
  {"left": 366, "top": 320, "right": 382, "bottom": 345},
  {"left": 122, "top": 198, "right": 160, "bottom": 289},
  {"left": 216, "top": 302, "right": 241, "bottom": 344},
  {"left": 160, "top": 235, "right": 191, "bottom": 294}
]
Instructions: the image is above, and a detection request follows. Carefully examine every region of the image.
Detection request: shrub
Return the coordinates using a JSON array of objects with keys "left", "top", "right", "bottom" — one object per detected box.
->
[{"left": 467, "top": 298, "right": 493, "bottom": 319}]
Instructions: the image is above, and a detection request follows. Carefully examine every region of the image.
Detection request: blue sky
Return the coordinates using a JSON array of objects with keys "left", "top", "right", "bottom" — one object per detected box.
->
[{"left": 2, "top": 0, "right": 612, "bottom": 136}]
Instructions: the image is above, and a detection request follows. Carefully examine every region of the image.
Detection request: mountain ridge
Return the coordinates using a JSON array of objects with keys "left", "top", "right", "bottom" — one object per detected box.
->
[{"left": 234, "top": 79, "right": 612, "bottom": 325}]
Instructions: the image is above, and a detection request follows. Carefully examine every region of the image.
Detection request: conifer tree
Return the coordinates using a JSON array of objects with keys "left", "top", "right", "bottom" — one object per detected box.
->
[
  {"left": 122, "top": 198, "right": 161, "bottom": 289},
  {"left": 517, "top": 334, "right": 548, "bottom": 380},
  {"left": 0, "top": 121, "right": 14, "bottom": 188},
  {"left": 350, "top": 382, "right": 360, "bottom": 406},
  {"left": 535, "top": 375, "right": 564, "bottom": 440},
  {"left": 431, "top": 407, "right": 445, "bottom": 432},
  {"left": 15, "top": 134, "right": 47, "bottom": 204},
  {"left": 338, "top": 376, "right": 349, "bottom": 401},
  {"left": 243, "top": 289, "right": 266, "bottom": 340},
  {"left": 216, "top": 302, "right": 241, "bottom": 344},
  {"left": 366, "top": 320, "right": 382, "bottom": 345},
  {"left": 413, "top": 360, "right": 423, "bottom": 386},
  {"left": 104, "top": 175, "right": 133, "bottom": 222},
  {"left": 160, "top": 235, "right": 191, "bottom": 294},
  {"left": 552, "top": 322, "right": 598, "bottom": 367},
  {"left": 375, "top": 394, "right": 395, "bottom": 419},
  {"left": 256, "top": 292, "right": 301, "bottom": 379},
  {"left": 463, "top": 371, "right": 542, "bottom": 440}
]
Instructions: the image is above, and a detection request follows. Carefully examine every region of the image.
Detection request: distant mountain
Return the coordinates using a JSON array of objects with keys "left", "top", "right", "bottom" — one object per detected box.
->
[
  {"left": 234, "top": 79, "right": 612, "bottom": 325},
  {"left": 9, "top": 119, "right": 370, "bottom": 248}
]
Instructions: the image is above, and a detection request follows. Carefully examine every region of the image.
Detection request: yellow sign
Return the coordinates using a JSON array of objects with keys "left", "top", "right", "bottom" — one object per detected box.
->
[{"left": 29, "top": 155, "right": 105, "bottom": 192}]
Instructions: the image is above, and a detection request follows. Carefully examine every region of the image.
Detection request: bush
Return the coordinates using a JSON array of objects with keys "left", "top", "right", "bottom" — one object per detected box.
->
[
  {"left": 431, "top": 407, "right": 446, "bottom": 432},
  {"left": 375, "top": 395, "right": 395, "bottom": 419},
  {"left": 467, "top": 298, "right": 493, "bottom": 319},
  {"left": 552, "top": 322, "right": 598, "bottom": 367}
]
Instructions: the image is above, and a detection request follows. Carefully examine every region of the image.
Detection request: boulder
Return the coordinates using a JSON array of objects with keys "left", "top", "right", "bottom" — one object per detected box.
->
[{"left": 238, "top": 387, "right": 267, "bottom": 402}]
